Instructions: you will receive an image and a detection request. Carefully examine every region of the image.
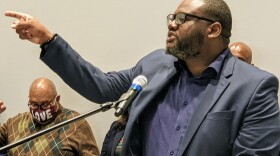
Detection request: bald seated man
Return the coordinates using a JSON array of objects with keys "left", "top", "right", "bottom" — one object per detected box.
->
[
  {"left": 229, "top": 42, "right": 252, "bottom": 64},
  {"left": 0, "top": 78, "right": 99, "bottom": 156}
]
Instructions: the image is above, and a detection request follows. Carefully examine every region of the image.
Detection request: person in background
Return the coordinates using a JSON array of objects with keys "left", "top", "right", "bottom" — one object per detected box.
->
[
  {"left": 229, "top": 42, "right": 252, "bottom": 64},
  {"left": 0, "top": 102, "right": 7, "bottom": 156},
  {"left": 101, "top": 112, "right": 128, "bottom": 156},
  {"left": 0, "top": 101, "right": 6, "bottom": 114},
  {"left": 5, "top": 0, "right": 280, "bottom": 155},
  {"left": 0, "top": 78, "right": 99, "bottom": 156}
]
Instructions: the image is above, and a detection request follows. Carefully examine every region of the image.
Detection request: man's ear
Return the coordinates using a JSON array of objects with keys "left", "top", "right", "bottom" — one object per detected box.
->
[
  {"left": 56, "top": 95, "right": 60, "bottom": 102},
  {"left": 207, "top": 22, "right": 222, "bottom": 38}
]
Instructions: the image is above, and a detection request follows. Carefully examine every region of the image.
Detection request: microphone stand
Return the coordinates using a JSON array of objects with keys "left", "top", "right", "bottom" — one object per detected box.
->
[{"left": 0, "top": 102, "right": 115, "bottom": 152}]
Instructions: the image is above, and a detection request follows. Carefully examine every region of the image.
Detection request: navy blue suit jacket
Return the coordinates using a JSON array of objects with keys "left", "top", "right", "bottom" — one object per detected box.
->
[{"left": 41, "top": 35, "right": 280, "bottom": 156}]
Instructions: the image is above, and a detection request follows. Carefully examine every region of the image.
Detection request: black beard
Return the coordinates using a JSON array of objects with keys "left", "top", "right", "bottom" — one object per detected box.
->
[{"left": 167, "top": 30, "right": 204, "bottom": 60}]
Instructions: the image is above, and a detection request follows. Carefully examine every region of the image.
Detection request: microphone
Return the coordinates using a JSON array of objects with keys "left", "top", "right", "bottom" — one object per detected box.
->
[{"left": 115, "top": 75, "right": 148, "bottom": 117}]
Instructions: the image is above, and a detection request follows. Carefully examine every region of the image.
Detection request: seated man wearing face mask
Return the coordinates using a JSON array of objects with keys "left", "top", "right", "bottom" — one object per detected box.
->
[{"left": 0, "top": 78, "right": 100, "bottom": 156}]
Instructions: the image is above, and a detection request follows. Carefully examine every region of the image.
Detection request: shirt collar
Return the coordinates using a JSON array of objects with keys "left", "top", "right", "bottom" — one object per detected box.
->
[
  {"left": 174, "top": 49, "right": 229, "bottom": 79},
  {"left": 207, "top": 48, "right": 229, "bottom": 78}
]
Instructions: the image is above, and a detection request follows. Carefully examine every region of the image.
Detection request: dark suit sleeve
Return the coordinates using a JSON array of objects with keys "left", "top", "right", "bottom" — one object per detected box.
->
[
  {"left": 40, "top": 35, "right": 134, "bottom": 104},
  {"left": 233, "top": 74, "right": 280, "bottom": 155}
]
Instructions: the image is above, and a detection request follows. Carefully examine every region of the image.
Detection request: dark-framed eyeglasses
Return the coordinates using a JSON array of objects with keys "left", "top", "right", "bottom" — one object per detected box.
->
[
  {"left": 28, "top": 94, "right": 57, "bottom": 110},
  {"left": 167, "top": 12, "right": 215, "bottom": 26}
]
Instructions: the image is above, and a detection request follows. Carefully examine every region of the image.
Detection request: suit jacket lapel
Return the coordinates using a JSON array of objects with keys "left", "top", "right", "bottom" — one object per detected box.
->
[
  {"left": 177, "top": 54, "right": 235, "bottom": 155},
  {"left": 129, "top": 64, "right": 178, "bottom": 124},
  {"left": 124, "top": 64, "right": 178, "bottom": 155}
]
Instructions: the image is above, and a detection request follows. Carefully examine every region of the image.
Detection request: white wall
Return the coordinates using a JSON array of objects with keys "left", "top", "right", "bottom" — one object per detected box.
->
[{"left": 0, "top": 0, "right": 279, "bottom": 150}]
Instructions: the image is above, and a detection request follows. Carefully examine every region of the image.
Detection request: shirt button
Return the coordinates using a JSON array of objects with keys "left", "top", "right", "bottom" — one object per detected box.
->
[
  {"left": 176, "top": 126, "right": 180, "bottom": 131},
  {"left": 170, "top": 151, "right": 174, "bottom": 155}
]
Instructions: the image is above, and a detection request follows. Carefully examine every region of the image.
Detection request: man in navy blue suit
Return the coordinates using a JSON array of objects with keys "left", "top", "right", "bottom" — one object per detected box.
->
[{"left": 5, "top": 0, "right": 280, "bottom": 155}]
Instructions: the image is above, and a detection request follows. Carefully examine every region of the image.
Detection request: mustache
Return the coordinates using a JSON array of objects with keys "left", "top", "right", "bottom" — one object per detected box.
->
[{"left": 168, "top": 31, "right": 177, "bottom": 38}]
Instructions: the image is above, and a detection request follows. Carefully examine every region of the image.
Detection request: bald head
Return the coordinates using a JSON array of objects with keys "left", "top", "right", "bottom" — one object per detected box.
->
[
  {"left": 229, "top": 42, "right": 252, "bottom": 64},
  {"left": 28, "top": 78, "right": 60, "bottom": 124},
  {"left": 29, "top": 78, "right": 57, "bottom": 102}
]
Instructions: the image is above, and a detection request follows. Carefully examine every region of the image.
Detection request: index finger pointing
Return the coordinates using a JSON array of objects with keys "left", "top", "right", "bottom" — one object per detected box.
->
[{"left": 5, "top": 11, "right": 32, "bottom": 20}]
